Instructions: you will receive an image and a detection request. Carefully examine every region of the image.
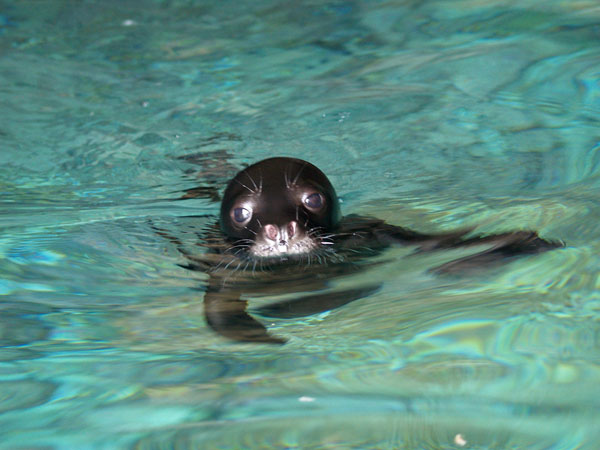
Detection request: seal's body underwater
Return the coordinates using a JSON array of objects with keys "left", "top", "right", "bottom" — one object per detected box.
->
[{"left": 161, "top": 157, "right": 563, "bottom": 343}]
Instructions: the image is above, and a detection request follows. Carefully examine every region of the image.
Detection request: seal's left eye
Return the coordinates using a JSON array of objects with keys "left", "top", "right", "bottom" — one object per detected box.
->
[
  {"left": 232, "top": 207, "right": 251, "bottom": 224},
  {"left": 303, "top": 192, "right": 323, "bottom": 210}
]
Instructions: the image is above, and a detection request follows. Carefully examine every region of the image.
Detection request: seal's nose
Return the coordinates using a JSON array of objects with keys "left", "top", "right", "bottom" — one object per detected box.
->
[{"left": 264, "top": 221, "right": 297, "bottom": 243}]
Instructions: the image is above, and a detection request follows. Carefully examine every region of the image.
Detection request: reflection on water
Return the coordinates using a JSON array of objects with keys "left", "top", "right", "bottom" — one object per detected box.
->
[{"left": 1, "top": 0, "right": 600, "bottom": 448}]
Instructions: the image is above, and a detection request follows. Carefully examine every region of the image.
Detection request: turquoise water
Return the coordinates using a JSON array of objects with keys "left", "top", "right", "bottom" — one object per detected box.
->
[{"left": 1, "top": 0, "right": 599, "bottom": 448}]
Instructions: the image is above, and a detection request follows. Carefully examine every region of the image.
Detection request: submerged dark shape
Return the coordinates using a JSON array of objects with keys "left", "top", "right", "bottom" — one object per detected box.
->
[{"left": 159, "top": 156, "right": 563, "bottom": 344}]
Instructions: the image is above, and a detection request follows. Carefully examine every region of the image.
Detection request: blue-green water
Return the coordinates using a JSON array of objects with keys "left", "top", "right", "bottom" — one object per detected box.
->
[{"left": 1, "top": 0, "right": 599, "bottom": 448}]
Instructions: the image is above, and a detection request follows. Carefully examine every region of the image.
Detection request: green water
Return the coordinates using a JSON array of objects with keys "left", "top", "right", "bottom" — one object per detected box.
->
[{"left": 1, "top": 0, "right": 599, "bottom": 448}]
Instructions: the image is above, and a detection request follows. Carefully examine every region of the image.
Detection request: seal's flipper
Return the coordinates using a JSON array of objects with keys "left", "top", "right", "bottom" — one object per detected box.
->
[
  {"left": 335, "top": 215, "right": 475, "bottom": 250},
  {"left": 375, "top": 222, "right": 475, "bottom": 248},
  {"left": 254, "top": 284, "right": 381, "bottom": 319},
  {"left": 431, "top": 231, "right": 564, "bottom": 274},
  {"left": 204, "top": 288, "right": 286, "bottom": 344}
]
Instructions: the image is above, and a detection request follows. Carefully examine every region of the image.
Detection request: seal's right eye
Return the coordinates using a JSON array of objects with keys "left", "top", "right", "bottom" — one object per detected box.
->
[{"left": 232, "top": 207, "right": 251, "bottom": 225}]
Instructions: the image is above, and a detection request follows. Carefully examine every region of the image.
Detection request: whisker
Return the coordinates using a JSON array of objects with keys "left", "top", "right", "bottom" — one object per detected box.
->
[
  {"left": 234, "top": 237, "right": 255, "bottom": 243},
  {"left": 246, "top": 171, "right": 259, "bottom": 192},
  {"left": 224, "top": 244, "right": 250, "bottom": 251},
  {"left": 229, "top": 260, "right": 244, "bottom": 276},
  {"left": 241, "top": 260, "right": 250, "bottom": 274},
  {"left": 243, "top": 226, "right": 257, "bottom": 236},
  {"left": 235, "top": 179, "right": 256, "bottom": 194},
  {"left": 210, "top": 255, "right": 229, "bottom": 271},
  {"left": 307, "top": 227, "right": 325, "bottom": 236},
  {"left": 217, "top": 257, "right": 237, "bottom": 273},
  {"left": 318, "top": 235, "right": 337, "bottom": 241},
  {"left": 291, "top": 161, "right": 308, "bottom": 186}
]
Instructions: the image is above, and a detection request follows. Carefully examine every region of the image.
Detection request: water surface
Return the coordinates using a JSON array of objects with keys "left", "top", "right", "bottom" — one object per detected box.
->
[{"left": 1, "top": 0, "right": 599, "bottom": 448}]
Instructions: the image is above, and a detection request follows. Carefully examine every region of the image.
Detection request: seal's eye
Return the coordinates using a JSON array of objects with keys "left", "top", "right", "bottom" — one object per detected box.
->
[
  {"left": 303, "top": 192, "right": 324, "bottom": 211},
  {"left": 231, "top": 207, "right": 251, "bottom": 225}
]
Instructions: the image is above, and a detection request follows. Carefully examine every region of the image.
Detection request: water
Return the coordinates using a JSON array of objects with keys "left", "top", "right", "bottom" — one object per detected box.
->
[{"left": 1, "top": 0, "right": 599, "bottom": 448}]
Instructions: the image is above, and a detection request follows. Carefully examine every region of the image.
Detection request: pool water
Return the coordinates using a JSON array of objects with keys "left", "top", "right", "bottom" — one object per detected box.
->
[{"left": 1, "top": 0, "right": 599, "bottom": 448}]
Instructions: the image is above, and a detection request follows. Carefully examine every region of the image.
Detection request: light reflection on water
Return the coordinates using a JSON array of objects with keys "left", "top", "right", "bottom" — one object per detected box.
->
[{"left": 1, "top": 0, "right": 600, "bottom": 448}]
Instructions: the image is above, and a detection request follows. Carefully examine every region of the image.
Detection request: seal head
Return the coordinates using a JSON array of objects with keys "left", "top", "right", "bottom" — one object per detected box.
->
[{"left": 219, "top": 157, "right": 340, "bottom": 258}]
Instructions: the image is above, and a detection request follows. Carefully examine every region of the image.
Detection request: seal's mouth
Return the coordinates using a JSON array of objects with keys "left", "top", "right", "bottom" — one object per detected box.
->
[
  {"left": 246, "top": 220, "right": 318, "bottom": 258},
  {"left": 249, "top": 234, "right": 318, "bottom": 258}
]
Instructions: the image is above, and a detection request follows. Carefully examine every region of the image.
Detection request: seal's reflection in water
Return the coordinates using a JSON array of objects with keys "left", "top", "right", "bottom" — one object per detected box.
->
[{"left": 157, "top": 157, "right": 563, "bottom": 344}]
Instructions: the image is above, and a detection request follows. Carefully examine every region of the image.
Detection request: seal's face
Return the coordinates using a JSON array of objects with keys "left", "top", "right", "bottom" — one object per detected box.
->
[{"left": 219, "top": 157, "right": 341, "bottom": 258}]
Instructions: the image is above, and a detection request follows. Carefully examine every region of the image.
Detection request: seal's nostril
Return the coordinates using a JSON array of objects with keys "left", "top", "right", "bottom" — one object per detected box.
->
[
  {"left": 265, "top": 224, "right": 278, "bottom": 241},
  {"left": 287, "top": 221, "right": 297, "bottom": 238},
  {"left": 279, "top": 240, "right": 286, "bottom": 246}
]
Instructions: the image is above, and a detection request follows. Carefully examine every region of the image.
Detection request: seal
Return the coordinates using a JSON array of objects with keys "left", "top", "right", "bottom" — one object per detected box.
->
[
  {"left": 158, "top": 156, "right": 564, "bottom": 344},
  {"left": 219, "top": 157, "right": 340, "bottom": 259}
]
